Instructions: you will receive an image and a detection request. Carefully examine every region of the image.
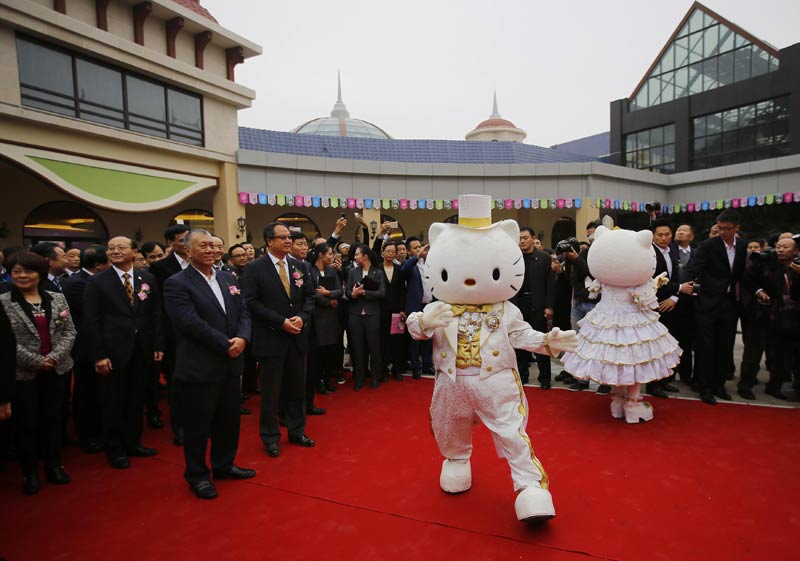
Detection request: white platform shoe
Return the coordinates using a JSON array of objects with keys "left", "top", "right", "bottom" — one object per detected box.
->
[
  {"left": 624, "top": 400, "right": 654, "bottom": 424},
  {"left": 439, "top": 459, "right": 472, "bottom": 493},
  {"left": 514, "top": 485, "right": 556, "bottom": 522},
  {"left": 610, "top": 396, "right": 625, "bottom": 419}
]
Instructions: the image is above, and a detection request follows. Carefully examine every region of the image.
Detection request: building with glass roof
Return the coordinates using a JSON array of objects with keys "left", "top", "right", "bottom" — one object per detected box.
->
[
  {"left": 610, "top": 1, "right": 798, "bottom": 174},
  {"left": 291, "top": 72, "right": 392, "bottom": 139}
]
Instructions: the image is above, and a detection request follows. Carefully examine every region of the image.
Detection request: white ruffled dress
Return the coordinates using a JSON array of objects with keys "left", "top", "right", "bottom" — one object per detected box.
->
[{"left": 561, "top": 281, "right": 682, "bottom": 386}]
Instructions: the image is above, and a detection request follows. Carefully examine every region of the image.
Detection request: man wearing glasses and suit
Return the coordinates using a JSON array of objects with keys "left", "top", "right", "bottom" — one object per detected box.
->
[{"left": 242, "top": 222, "right": 315, "bottom": 458}]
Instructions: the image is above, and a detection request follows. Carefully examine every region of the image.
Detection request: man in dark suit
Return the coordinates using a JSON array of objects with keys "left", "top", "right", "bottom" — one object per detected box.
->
[
  {"left": 30, "top": 242, "right": 67, "bottom": 293},
  {"left": 513, "top": 227, "right": 555, "bottom": 387},
  {"left": 400, "top": 237, "right": 433, "bottom": 378},
  {"left": 83, "top": 236, "right": 164, "bottom": 468},
  {"left": 681, "top": 210, "right": 747, "bottom": 405},
  {"left": 62, "top": 245, "right": 109, "bottom": 453},
  {"left": 148, "top": 224, "right": 190, "bottom": 444},
  {"left": 242, "top": 222, "right": 315, "bottom": 458},
  {"left": 164, "top": 229, "right": 255, "bottom": 499},
  {"left": 646, "top": 221, "right": 689, "bottom": 398},
  {"left": 672, "top": 224, "right": 696, "bottom": 385}
]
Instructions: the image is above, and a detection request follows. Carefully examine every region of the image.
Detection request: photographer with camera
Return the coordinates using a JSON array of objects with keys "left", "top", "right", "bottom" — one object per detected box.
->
[
  {"left": 560, "top": 220, "right": 611, "bottom": 394},
  {"left": 738, "top": 236, "right": 800, "bottom": 400}
]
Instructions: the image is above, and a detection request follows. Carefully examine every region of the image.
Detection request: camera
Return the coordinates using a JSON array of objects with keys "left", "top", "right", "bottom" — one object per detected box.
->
[
  {"left": 645, "top": 201, "right": 662, "bottom": 213},
  {"left": 555, "top": 237, "right": 581, "bottom": 256},
  {"left": 339, "top": 212, "right": 346, "bottom": 218},
  {"left": 749, "top": 248, "right": 778, "bottom": 267}
]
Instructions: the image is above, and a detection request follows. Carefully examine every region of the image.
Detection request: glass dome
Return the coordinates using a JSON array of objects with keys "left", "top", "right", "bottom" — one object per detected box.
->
[{"left": 292, "top": 117, "right": 391, "bottom": 139}]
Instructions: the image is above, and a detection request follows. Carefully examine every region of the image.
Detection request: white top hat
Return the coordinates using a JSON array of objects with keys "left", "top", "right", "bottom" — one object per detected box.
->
[{"left": 458, "top": 194, "right": 493, "bottom": 228}]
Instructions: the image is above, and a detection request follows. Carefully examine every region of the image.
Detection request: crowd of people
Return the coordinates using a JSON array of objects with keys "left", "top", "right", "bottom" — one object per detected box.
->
[{"left": 0, "top": 211, "right": 798, "bottom": 498}]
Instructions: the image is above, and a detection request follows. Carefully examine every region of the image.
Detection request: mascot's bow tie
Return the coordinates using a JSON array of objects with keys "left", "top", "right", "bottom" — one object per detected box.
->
[{"left": 450, "top": 304, "right": 494, "bottom": 316}]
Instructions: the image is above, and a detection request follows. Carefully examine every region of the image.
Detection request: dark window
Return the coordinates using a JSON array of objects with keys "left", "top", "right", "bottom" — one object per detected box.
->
[
  {"left": 16, "top": 35, "right": 203, "bottom": 146},
  {"left": 623, "top": 124, "right": 676, "bottom": 174},
  {"left": 691, "top": 96, "right": 791, "bottom": 170}
]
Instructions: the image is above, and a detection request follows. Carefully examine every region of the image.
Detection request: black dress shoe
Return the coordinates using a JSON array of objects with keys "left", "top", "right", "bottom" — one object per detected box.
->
[
  {"left": 765, "top": 388, "right": 788, "bottom": 400},
  {"left": 307, "top": 406, "right": 326, "bottom": 415},
  {"left": 316, "top": 382, "right": 329, "bottom": 395},
  {"left": 45, "top": 466, "right": 72, "bottom": 484},
  {"left": 713, "top": 388, "right": 732, "bottom": 401},
  {"left": 80, "top": 439, "right": 103, "bottom": 454},
  {"left": 265, "top": 443, "right": 280, "bottom": 457},
  {"left": 189, "top": 480, "right": 218, "bottom": 499},
  {"left": 700, "top": 390, "right": 717, "bottom": 405},
  {"left": 422, "top": 368, "right": 436, "bottom": 376},
  {"left": 663, "top": 382, "right": 680, "bottom": 392},
  {"left": 648, "top": 386, "right": 670, "bottom": 399},
  {"left": 213, "top": 465, "right": 256, "bottom": 480},
  {"left": 412, "top": 370, "right": 421, "bottom": 379},
  {"left": 173, "top": 428, "right": 184, "bottom": 447},
  {"left": 146, "top": 414, "right": 165, "bottom": 429},
  {"left": 354, "top": 382, "right": 363, "bottom": 391},
  {"left": 568, "top": 380, "right": 589, "bottom": 391},
  {"left": 596, "top": 384, "right": 612, "bottom": 395},
  {"left": 738, "top": 388, "right": 756, "bottom": 400},
  {"left": 288, "top": 434, "right": 315, "bottom": 447},
  {"left": 23, "top": 472, "right": 41, "bottom": 495},
  {"left": 325, "top": 380, "right": 338, "bottom": 392},
  {"left": 128, "top": 445, "right": 158, "bottom": 457},
  {"left": 370, "top": 380, "right": 379, "bottom": 389},
  {"left": 392, "top": 371, "right": 404, "bottom": 381},
  {"left": 539, "top": 380, "right": 551, "bottom": 390},
  {"left": 240, "top": 406, "right": 252, "bottom": 415},
  {"left": 559, "top": 372, "right": 576, "bottom": 385},
  {"left": 108, "top": 455, "right": 131, "bottom": 469}
]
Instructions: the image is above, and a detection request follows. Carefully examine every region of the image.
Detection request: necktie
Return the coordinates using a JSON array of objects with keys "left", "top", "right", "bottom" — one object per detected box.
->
[
  {"left": 122, "top": 273, "right": 134, "bottom": 306},
  {"left": 52, "top": 276, "right": 62, "bottom": 292},
  {"left": 277, "top": 260, "right": 291, "bottom": 297}
]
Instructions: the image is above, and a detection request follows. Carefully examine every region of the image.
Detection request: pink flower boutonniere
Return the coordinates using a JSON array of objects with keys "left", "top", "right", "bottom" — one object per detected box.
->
[
  {"left": 228, "top": 285, "right": 241, "bottom": 296},
  {"left": 54, "top": 309, "right": 70, "bottom": 327},
  {"left": 137, "top": 281, "right": 151, "bottom": 302},
  {"left": 292, "top": 270, "right": 303, "bottom": 288}
]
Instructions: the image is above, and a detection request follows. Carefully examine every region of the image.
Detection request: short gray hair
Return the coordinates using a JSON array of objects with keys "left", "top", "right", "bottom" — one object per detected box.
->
[{"left": 184, "top": 229, "right": 213, "bottom": 248}]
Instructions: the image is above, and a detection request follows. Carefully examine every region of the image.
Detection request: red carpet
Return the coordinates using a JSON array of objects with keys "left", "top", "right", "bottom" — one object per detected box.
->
[{"left": 1, "top": 378, "right": 798, "bottom": 561}]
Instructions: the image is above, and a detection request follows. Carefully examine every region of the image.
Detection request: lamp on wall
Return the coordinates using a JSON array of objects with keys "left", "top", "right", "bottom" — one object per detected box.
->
[
  {"left": 236, "top": 216, "right": 247, "bottom": 239},
  {"left": 370, "top": 220, "right": 378, "bottom": 237}
]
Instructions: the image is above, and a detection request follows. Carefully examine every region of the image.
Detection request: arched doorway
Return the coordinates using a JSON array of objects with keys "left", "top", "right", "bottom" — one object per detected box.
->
[
  {"left": 170, "top": 209, "right": 214, "bottom": 233},
  {"left": 24, "top": 201, "right": 108, "bottom": 248},
  {"left": 276, "top": 212, "right": 320, "bottom": 240},
  {"left": 551, "top": 217, "right": 577, "bottom": 249}
]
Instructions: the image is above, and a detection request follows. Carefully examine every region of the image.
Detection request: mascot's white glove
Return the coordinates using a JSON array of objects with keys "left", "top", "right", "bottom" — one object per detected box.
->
[
  {"left": 546, "top": 327, "right": 578, "bottom": 354},
  {"left": 420, "top": 301, "right": 455, "bottom": 330},
  {"left": 586, "top": 278, "right": 602, "bottom": 300}
]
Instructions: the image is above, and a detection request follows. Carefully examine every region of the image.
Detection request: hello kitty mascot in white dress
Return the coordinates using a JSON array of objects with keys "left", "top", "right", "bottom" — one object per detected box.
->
[
  {"left": 561, "top": 226, "right": 682, "bottom": 424},
  {"left": 406, "top": 194, "right": 578, "bottom": 523}
]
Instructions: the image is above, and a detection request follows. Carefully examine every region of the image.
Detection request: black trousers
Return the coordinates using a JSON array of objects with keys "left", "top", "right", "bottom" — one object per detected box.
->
[
  {"left": 258, "top": 350, "right": 306, "bottom": 444},
  {"left": 241, "top": 345, "right": 259, "bottom": 394},
  {"left": 739, "top": 316, "right": 767, "bottom": 390},
  {"left": 143, "top": 360, "right": 161, "bottom": 417},
  {"left": 515, "top": 306, "right": 551, "bottom": 384},
  {"left": 694, "top": 295, "right": 738, "bottom": 393},
  {"left": 672, "top": 307, "right": 695, "bottom": 383},
  {"left": 98, "top": 340, "right": 149, "bottom": 457},
  {"left": 181, "top": 375, "right": 241, "bottom": 484},
  {"left": 381, "top": 313, "right": 407, "bottom": 374},
  {"left": 162, "top": 338, "right": 182, "bottom": 436},
  {"left": 307, "top": 342, "right": 339, "bottom": 399},
  {"left": 72, "top": 361, "right": 102, "bottom": 444},
  {"left": 764, "top": 328, "right": 795, "bottom": 393},
  {"left": 13, "top": 373, "right": 67, "bottom": 474},
  {"left": 409, "top": 336, "right": 433, "bottom": 372},
  {"left": 349, "top": 314, "right": 382, "bottom": 385}
]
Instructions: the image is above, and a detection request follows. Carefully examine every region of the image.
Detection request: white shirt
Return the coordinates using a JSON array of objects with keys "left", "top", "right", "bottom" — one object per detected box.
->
[
  {"left": 111, "top": 265, "right": 134, "bottom": 286},
  {"left": 267, "top": 251, "right": 291, "bottom": 279},
  {"left": 418, "top": 258, "right": 431, "bottom": 304},
  {"left": 656, "top": 245, "right": 678, "bottom": 303},
  {"left": 723, "top": 238, "right": 736, "bottom": 270},
  {"left": 81, "top": 268, "right": 95, "bottom": 276},
  {"left": 175, "top": 253, "right": 190, "bottom": 270},
  {"left": 193, "top": 265, "right": 225, "bottom": 312}
]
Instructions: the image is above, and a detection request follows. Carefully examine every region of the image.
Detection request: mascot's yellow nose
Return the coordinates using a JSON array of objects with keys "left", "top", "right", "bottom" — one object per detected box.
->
[{"left": 464, "top": 278, "right": 476, "bottom": 286}]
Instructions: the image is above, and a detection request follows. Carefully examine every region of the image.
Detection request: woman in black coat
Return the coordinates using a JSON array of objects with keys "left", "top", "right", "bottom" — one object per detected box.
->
[
  {"left": 378, "top": 241, "right": 407, "bottom": 380},
  {"left": 346, "top": 245, "right": 385, "bottom": 390},
  {"left": 308, "top": 244, "right": 344, "bottom": 393}
]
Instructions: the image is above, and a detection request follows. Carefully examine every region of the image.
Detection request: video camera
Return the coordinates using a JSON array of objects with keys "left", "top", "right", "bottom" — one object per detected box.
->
[{"left": 555, "top": 237, "right": 581, "bottom": 256}]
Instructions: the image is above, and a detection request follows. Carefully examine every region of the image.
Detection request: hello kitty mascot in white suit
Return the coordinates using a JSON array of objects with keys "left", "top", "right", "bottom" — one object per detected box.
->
[{"left": 406, "top": 194, "right": 578, "bottom": 523}]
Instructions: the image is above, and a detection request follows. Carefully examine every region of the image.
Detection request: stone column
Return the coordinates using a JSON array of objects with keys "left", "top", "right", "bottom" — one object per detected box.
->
[{"left": 213, "top": 161, "right": 245, "bottom": 247}]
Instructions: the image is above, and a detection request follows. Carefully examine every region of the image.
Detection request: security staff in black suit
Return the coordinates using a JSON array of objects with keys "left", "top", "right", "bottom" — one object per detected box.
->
[
  {"left": 242, "top": 222, "right": 315, "bottom": 458},
  {"left": 83, "top": 236, "right": 164, "bottom": 468},
  {"left": 646, "top": 221, "right": 690, "bottom": 398},
  {"left": 148, "top": 224, "right": 190, "bottom": 444},
  {"left": 513, "top": 227, "right": 555, "bottom": 387},
  {"left": 347, "top": 245, "right": 386, "bottom": 390},
  {"left": 672, "top": 224, "right": 696, "bottom": 385},
  {"left": 30, "top": 242, "right": 67, "bottom": 293},
  {"left": 681, "top": 210, "right": 747, "bottom": 405},
  {"left": 62, "top": 245, "right": 109, "bottom": 452},
  {"left": 164, "top": 229, "right": 255, "bottom": 499}
]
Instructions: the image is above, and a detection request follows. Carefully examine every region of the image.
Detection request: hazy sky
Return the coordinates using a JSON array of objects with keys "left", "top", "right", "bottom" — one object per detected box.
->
[{"left": 203, "top": 0, "right": 799, "bottom": 147}]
